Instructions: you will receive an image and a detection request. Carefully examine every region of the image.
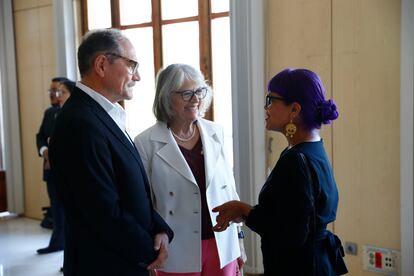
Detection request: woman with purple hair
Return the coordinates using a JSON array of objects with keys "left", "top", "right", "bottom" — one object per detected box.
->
[{"left": 212, "top": 68, "right": 347, "bottom": 275}]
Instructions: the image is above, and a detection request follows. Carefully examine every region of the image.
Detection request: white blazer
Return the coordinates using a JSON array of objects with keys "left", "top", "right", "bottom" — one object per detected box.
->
[{"left": 134, "top": 119, "right": 241, "bottom": 272}]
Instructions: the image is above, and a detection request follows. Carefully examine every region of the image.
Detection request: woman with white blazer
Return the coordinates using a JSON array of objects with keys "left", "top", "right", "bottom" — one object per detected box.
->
[{"left": 134, "top": 64, "right": 246, "bottom": 276}]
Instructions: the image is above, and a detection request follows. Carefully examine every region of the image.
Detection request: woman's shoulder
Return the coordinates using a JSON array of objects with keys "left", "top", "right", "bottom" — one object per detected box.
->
[
  {"left": 197, "top": 118, "right": 224, "bottom": 138},
  {"left": 284, "top": 141, "right": 324, "bottom": 159},
  {"left": 278, "top": 148, "right": 304, "bottom": 168},
  {"left": 198, "top": 118, "right": 221, "bottom": 129},
  {"left": 135, "top": 121, "right": 167, "bottom": 143}
]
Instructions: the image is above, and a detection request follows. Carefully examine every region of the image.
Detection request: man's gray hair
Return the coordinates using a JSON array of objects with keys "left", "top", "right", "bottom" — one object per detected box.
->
[
  {"left": 153, "top": 64, "right": 212, "bottom": 123},
  {"left": 77, "top": 28, "right": 130, "bottom": 77}
]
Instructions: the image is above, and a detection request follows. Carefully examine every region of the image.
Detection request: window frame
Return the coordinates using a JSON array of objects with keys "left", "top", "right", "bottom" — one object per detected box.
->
[{"left": 80, "top": 0, "right": 230, "bottom": 120}]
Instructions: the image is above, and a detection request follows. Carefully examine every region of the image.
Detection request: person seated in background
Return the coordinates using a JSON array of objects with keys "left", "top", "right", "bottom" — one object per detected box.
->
[
  {"left": 135, "top": 63, "right": 246, "bottom": 276},
  {"left": 212, "top": 68, "right": 348, "bottom": 276}
]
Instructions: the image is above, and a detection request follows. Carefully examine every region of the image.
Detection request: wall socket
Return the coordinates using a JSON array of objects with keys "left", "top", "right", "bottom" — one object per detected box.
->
[
  {"left": 362, "top": 245, "right": 400, "bottom": 275},
  {"left": 344, "top": 241, "right": 358, "bottom": 255}
]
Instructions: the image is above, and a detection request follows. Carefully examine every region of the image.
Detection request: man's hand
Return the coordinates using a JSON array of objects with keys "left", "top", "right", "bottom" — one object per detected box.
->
[
  {"left": 43, "top": 149, "right": 51, "bottom": 169},
  {"left": 147, "top": 232, "right": 169, "bottom": 271},
  {"left": 43, "top": 148, "right": 49, "bottom": 160},
  {"left": 212, "top": 200, "right": 252, "bottom": 232}
]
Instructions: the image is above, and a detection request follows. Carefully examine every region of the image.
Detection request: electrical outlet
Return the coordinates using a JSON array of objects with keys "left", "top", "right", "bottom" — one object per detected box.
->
[
  {"left": 344, "top": 241, "right": 358, "bottom": 255},
  {"left": 362, "top": 245, "right": 400, "bottom": 275}
]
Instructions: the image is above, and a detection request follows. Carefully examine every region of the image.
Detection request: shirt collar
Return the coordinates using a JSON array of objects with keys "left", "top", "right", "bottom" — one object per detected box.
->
[
  {"left": 76, "top": 82, "right": 127, "bottom": 132},
  {"left": 76, "top": 82, "right": 117, "bottom": 113}
]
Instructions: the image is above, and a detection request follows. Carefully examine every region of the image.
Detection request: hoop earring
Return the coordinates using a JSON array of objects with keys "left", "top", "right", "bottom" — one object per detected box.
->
[{"left": 285, "top": 119, "right": 297, "bottom": 138}]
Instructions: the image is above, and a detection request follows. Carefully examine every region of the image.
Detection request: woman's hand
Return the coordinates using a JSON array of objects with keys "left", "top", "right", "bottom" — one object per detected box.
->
[{"left": 212, "top": 200, "right": 252, "bottom": 232}]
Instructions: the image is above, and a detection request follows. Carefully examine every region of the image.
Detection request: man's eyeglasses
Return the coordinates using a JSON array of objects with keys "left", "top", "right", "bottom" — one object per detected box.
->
[
  {"left": 56, "top": 90, "right": 69, "bottom": 97},
  {"left": 48, "top": 89, "right": 59, "bottom": 97},
  {"left": 104, "top": 53, "right": 139, "bottom": 75},
  {"left": 265, "top": 95, "right": 285, "bottom": 108},
  {"left": 47, "top": 89, "right": 65, "bottom": 97},
  {"left": 174, "top": 87, "right": 208, "bottom": 102}
]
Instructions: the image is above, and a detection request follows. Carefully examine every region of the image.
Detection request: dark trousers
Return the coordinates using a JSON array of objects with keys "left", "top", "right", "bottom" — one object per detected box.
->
[{"left": 47, "top": 173, "right": 65, "bottom": 248}]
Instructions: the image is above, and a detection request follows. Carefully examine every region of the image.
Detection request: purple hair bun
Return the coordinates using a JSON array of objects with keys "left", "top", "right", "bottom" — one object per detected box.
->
[{"left": 318, "top": 99, "right": 339, "bottom": 124}]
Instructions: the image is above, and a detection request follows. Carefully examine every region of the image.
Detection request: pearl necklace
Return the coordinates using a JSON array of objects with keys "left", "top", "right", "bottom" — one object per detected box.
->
[{"left": 171, "top": 127, "right": 196, "bottom": 142}]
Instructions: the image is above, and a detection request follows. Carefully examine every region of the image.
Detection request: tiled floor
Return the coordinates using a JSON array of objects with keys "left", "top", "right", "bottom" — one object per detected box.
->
[
  {"left": 0, "top": 217, "right": 63, "bottom": 276},
  {"left": 0, "top": 217, "right": 262, "bottom": 276}
]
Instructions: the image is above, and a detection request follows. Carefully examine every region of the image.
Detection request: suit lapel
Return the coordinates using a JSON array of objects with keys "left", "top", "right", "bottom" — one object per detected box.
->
[
  {"left": 151, "top": 122, "right": 197, "bottom": 185},
  {"left": 74, "top": 88, "right": 143, "bottom": 166},
  {"left": 197, "top": 120, "right": 221, "bottom": 188}
]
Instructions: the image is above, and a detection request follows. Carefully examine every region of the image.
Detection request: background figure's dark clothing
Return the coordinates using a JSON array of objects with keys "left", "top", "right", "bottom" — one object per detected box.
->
[
  {"left": 246, "top": 141, "right": 340, "bottom": 276},
  {"left": 36, "top": 105, "right": 63, "bottom": 243},
  {"left": 49, "top": 87, "right": 173, "bottom": 276},
  {"left": 46, "top": 170, "right": 64, "bottom": 249},
  {"left": 43, "top": 109, "right": 65, "bottom": 250},
  {"left": 36, "top": 105, "right": 59, "bottom": 181}
]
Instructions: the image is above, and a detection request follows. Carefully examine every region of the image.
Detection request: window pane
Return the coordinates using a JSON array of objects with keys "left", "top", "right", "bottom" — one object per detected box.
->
[
  {"left": 162, "top": 22, "right": 200, "bottom": 70},
  {"left": 211, "top": 17, "right": 233, "bottom": 165},
  {"left": 211, "top": 0, "right": 229, "bottom": 13},
  {"left": 123, "top": 28, "right": 156, "bottom": 138},
  {"left": 87, "top": 0, "right": 111, "bottom": 30},
  {"left": 161, "top": 0, "right": 198, "bottom": 20},
  {"left": 120, "top": 0, "right": 152, "bottom": 25}
]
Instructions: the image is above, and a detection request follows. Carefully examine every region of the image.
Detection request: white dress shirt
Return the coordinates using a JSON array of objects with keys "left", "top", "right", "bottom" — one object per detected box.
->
[{"left": 76, "top": 82, "right": 131, "bottom": 142}]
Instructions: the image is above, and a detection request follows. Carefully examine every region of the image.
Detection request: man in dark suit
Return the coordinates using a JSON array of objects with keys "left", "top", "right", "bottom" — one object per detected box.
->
[
  {"left": 36, "top": 76, "right": 68, "bottom": 254},
  {"left": 49, "top": 29, "right": 173, "bottom": 276}
]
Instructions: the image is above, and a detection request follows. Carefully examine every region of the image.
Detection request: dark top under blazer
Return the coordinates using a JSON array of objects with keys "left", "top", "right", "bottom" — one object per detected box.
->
[
  {"left": 246, "top": 141, "right": 339, "bottom": 276},
  {"left": 36, "top": 105, "right": 59, "bottom": 180},
  {"left": 49, "top": 87, "right": 173, "bottom": 276}
]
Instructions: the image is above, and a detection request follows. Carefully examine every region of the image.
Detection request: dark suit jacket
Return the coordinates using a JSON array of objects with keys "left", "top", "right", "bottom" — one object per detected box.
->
[
  {"left": 246, "top": 141, "right": 340, "bottom": 276},
  {"left": 36, "top": 105, "right": 59, "bottom": 181},
  {"left": 49, "top": 87, "right": 173, "bottom": 276}
]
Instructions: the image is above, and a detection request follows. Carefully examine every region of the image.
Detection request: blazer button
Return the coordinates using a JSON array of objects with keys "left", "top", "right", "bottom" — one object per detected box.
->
[
  {"left": 169, "top": 191, "right": 174, "bottom": 196},
  {"left": 169, "top": 210, "right": 174, "bottom": 215}
]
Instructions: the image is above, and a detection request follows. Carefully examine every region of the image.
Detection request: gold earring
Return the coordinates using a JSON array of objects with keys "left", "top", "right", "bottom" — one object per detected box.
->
[{"left": 285, "top": 119, "right": 297, "bottom": 138}]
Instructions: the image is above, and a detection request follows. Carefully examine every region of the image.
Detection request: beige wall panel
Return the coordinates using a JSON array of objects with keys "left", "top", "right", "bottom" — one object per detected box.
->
[
  {"left": 39, "top": 6, "right": 55, "bottom": 67},
  {"left": 13, "top": 9, "right": 41, "bottom": 68},
  {"left": 13, "top": 0, "right": 38, "bottom": 11},
  {"left": 332, "top": 0, "right": 400, "bottom": 275},
  {"left": 38, "top": 0, "right": 53, "bottom": 7},
  {"left": 18, "top": 67, "right": 47, "bottom": 219},
  {"left": 14, "top": 2, "right": 56, "bottom": 219},
  {"left": 265, "top": 0, "right": 333, "bottom": 170},
  {"left": 39, "top": 5, "right": 56, "bottom": 106},
  {"left": 13, "top": 0, "right": 52, "bottom": 11}
]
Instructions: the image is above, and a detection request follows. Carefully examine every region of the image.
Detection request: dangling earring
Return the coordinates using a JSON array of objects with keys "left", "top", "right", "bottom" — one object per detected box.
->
[{"left": 285, "top": 119, "right": 297, "bottom": 138}]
